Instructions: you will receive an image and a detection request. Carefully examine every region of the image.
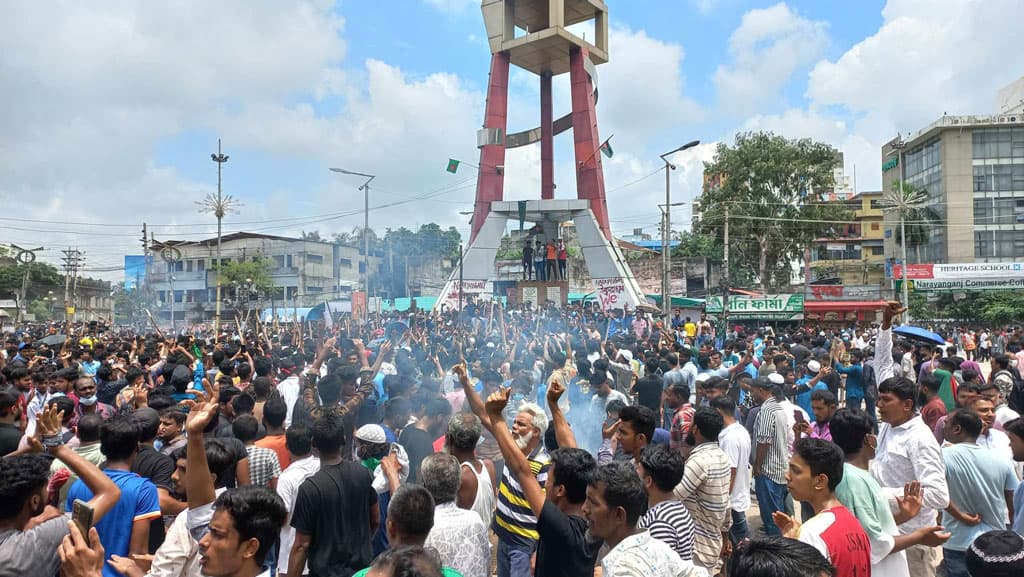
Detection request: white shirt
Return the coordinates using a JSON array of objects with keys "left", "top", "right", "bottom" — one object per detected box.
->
[
  {"left": 276, "top": 455, "right": 321, "bottom": 575},
  {"left": 277, "top": 375, "right": 302, "bottom": 428},
  {"left": 148, "top": 487, "right": 226, "bottom": 577},
  {"left": 602, "top": 530, "right": 708, "bottom": 577},
  {"left": 718, "top": 422, "right": 751, "bottom": 512},
  {"left": 778, "top": 399, "right": 809, "bottom": 455},
  {"left": 870, "top": 415, "right": 950, "bottom": 534},
  {"left": 424, "top": 502, "right": 491, "bottom": 577}
]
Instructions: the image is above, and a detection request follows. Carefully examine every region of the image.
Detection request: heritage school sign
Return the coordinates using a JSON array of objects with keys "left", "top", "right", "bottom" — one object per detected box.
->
[{"left": 706, "top": 293, "right": 804, "bottom": 320}]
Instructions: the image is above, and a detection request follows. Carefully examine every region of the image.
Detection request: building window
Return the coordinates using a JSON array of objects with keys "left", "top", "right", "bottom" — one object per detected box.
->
[
  {"left": 869, "top": 199, "right": 883, "bottom": 209},
  {"left": 339, "top": 258, "right": 352, "bottom": 268},
  {"left": 307, "top": 253, "right": 324, "bottom": 264},
  {"left": 870, "top": 246, "right": 884, "bottom": 255},
  {"left": 286, "top": 254, "right": 294, "bottom": 268},
  {"left": 307, "top": 286, "right": 323, "bottom": 294},
  {"left": 273, "top": 255, "right": 285, "bottom": 269},
  {"left": 197, "top": 259, "right": 205, "bottom": 271},
  {"left": 870, "top": 222, "right": 879, "bottom": 231},
  {"left": 185, "top": 260, "right": 193, "bottom": 273}
]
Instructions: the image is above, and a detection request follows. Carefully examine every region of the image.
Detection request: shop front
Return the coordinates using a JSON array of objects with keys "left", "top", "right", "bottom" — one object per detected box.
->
[{"left": 803, "top": 285, "right": 886, "bottom": 324}]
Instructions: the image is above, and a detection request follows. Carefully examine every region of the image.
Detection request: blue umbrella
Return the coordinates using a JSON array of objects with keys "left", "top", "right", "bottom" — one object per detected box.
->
[{"left": 893, "top": 325, "right": 946, "bottom": 346}]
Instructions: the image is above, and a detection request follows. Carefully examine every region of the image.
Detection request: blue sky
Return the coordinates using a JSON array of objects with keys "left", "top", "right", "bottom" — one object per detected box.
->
[{"left": 2, "top": 0, "right": 1020, "bottom": 278}]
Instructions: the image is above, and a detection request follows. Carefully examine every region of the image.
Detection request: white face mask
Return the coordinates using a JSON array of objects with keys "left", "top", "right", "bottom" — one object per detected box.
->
[{"left": 79, "top": 395, "right": 98, "bottom": 407}]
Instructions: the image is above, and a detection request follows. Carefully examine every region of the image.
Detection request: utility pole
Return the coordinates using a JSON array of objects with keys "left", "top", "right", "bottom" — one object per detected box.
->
[
  {"left": 61, "top": 248, "right": 83, "bottom": 326},
  {"left": 662, "top": 162, "right": 671, "bottom": 316},
  {"left": 722, "top": 208, "right": 730, "bottom": 334},
  {"left": 659, "top": 140, "right": 700, "bottom": 317},
  {"left": 458, "top": 243, "right": 464, "bottom": 314}
]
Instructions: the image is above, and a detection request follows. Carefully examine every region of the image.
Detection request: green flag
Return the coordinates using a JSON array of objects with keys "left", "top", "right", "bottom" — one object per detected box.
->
[
  {"left": 599, "top": 139, "right": 613, "bottom": 158},
  {"left": 446, "top": 159, "right": 460, "bottom": 173}
]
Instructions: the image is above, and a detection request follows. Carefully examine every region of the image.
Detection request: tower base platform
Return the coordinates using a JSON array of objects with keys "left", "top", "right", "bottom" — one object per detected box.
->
[{"left": 434, "top": 200, "right": 645, "bottom": 311}]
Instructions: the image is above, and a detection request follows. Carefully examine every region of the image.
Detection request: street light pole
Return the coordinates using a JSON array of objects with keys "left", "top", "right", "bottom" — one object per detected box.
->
[
  {"left": 329, "top": 168, "right": 376, "bottom": 321},
  {"left": 210, "top": 140, "right": 230, "bottom": 333},
  {"left": 658, "top": 140, "right": 700, "bottom": 316}
]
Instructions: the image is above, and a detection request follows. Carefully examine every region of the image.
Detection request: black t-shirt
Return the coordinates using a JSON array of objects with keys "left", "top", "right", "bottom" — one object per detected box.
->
[
  {"left": 291, "top": 461, "right": 376, "bottom": 577},
  {"left": 399, "top": 426, "right": 435, "bottom": 484},
  {"left": 790, "top": 344, "right": 811, "bottom": 366},
  {"left": 633, "top": 375, "right": 664, "bottom": 413},
  {"left": 0, "top": 422, "right": 22, "bottom": 457},
  {"left": 131, "top": 445, "right": 175, "bottom": 553},
  {"left": 535, "top": 501, "right": 601, "bottom": 577}
]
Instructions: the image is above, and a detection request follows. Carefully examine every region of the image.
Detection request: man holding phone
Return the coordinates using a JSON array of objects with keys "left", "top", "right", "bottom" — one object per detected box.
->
[{"left": 0, "top": 405, "right": 122, "bottom": 577}]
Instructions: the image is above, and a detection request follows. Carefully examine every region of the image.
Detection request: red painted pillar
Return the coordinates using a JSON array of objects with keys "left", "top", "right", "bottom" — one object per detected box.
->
[
  {"left": 569, "top": 47, "right": 611, "bottom": 239},
  {"left": 540, "top": 72, "right": 554, "bottom": 199},
  {"left": 471, "top": 52, "right": 510, "bottom": 243}
]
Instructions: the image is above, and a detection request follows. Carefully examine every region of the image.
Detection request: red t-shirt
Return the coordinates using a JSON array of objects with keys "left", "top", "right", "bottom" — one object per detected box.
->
[{"left": 798, "top": 505, "right": 871, "bottom": 577}]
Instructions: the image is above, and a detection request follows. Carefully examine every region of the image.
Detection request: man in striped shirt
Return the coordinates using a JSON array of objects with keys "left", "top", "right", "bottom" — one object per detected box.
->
[
  {"left": 490, "top": 401, "right": 551, "bottom": 577},
  {"left": 637, "top": 444, "right": 696, "bottom": 561},
  {"left": 673, "top": 407, "right": 731, "bottom": 573},
  {"left": 752, "top": 378, "right": 790, "bottom": 536}
]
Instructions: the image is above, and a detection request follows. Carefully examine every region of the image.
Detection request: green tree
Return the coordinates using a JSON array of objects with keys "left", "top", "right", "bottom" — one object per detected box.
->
[
  {"left": 27, "top": 299, "right": 52, "bottom": 321},
  {"left": 112, "top": 285, "right": 146, "bottom": 325},
  {"left": 0, "top": 261, "right": 63, "bottom": 301},
  {"left": 301, "top": 230, "right": 324, "bottom": 242},
  {"left": 697, "top": 132, "right": 851, "bottom": 291},
  {"left": 672, "top": 231, "right": 721, "bottom": 260},
  {"left": 883, "top": 181, "right": 942, "bottom": 264},
  {"left": 214, "top": 257, "right": 274, "bottom": 292}
]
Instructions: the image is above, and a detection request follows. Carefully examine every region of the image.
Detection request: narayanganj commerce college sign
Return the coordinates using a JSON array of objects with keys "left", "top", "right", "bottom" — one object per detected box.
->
[{"left": 897, "top": 277, "right": 1024, "bottom": 292}]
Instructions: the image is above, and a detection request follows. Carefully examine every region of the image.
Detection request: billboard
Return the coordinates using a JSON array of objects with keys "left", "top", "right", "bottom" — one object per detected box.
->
[
  {"left": 892, "top": 262, "right": 1024, "bottom": 280},
  {"left": 123, "top": 255, "right": 150, "bottom": 290},
  {"left": 706, "top": 294, "right": 804, "bottom": 320}
]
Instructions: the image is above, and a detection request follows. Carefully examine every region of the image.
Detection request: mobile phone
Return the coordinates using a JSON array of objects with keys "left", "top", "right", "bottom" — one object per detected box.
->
[
  {"left": 72, "top": 499, "right": 94, "bottom": 545},
  {"left": 794, "top": 410, "right": 805, "bottom": 424}
]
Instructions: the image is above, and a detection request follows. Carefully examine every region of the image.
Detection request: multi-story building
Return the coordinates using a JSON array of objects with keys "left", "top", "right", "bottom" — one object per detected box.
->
[
  {"left": 143, "top": 232, "right": 374, "bottom": 326},
  {"left": 808, "top": 191, "right": 886, "bottom": 285},
  {"left": 882, "top": 76, "right": 1024, "bottom": 265}
]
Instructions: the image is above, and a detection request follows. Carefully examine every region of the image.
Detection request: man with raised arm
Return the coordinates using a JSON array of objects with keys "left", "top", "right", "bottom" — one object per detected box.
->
[
  {"left": 0, "top": 405, "right": 122, "bottom": 577},
  {"left": 457, "top": 365, "right": 600, "bottom": 577}
]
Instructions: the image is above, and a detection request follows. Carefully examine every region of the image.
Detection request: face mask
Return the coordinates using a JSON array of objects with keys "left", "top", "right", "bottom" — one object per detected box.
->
[{"left": 79, "top": 395, "right": 98, "bottom": 406}]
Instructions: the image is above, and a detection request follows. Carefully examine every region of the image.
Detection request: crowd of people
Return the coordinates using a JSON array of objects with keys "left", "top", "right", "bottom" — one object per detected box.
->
[{"left": 2, "top": 299, "right": 1024, "bottom": 577}]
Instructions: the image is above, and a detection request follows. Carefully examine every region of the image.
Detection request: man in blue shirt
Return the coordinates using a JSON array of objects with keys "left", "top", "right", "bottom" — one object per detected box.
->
[
  {"left": 834, "top": 350, "right": 865, "bottom": 411},
  {"left": 66, "top": 415, "right": 161, "bottom": 577},
  {"left": 940, "top": 409, "right": 1018, "bottom": 577}
]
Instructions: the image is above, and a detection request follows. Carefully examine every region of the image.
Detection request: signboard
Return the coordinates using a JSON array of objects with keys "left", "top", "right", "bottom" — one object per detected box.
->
[
  {"left": 351, "top": 291, "right": 367, "bottom": 320},
  {"left": 706, "top": 294, "right": 804, "bottom": 320},
  {"left": 892, "top": 262, "right": 1024, "bottom": 280},
  {"left": 595, "top": 278, "right": 627, "bottom": 311},
  {"left": 882, "top": 157, "right": 899, "bottom": 171},
  {"left": 442, "top": 280, "right": 491, "bottom": 309},
  {"left": 805, "top": 285, "right": 882, "bottom": 301},
  {"left": 546, "top": 286, "right": 561, "bottom": 303},
  {"left": 825, "top": 243, "right": 846, "bottom": 252},
  {"left": 897, "top": 278, "right": 1024, "bottom": 292},
  {"left": 522, "top": 286, "right": 538, "bottom": 306}
]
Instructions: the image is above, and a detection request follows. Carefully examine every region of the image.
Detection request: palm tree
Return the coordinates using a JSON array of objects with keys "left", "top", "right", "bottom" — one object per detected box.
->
[{"left": 880, "top": 181, "right": 940, "bottom": 321}]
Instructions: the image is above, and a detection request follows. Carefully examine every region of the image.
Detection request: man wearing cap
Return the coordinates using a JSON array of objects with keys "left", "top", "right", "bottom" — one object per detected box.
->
[{"left": 751, "top": 376, "right": 790, "bottom": 536}]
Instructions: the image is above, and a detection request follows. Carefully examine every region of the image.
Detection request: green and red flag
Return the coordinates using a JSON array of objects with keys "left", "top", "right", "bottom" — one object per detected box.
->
[
  {"left": 599, "top": 138, "right": 614, "bottom": 158},
  {"left": 446, "top": 159, "right": 460, "bottom": 173}
]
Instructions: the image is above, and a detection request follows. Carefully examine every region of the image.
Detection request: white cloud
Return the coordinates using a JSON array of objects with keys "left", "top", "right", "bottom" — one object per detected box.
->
[
  {"left": 423, "top": 0, "right": 478, "bottom": 13},
  {"left": 808, "top": 0, "right": 1023, "bottom": 131},
  {"left": 714, "top": 2, "right": 828, "bottom": 116},
  {"left": 693, "top": 0, "right": 718, "bottom": 15}
]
